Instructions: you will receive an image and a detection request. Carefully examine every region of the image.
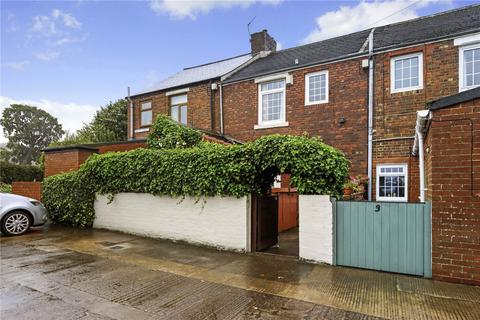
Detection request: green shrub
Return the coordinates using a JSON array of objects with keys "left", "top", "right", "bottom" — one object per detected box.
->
[
  {"left": 42, "top": 134, "right": 349, "bottom": 227},
  {"left": 147, "top": 115, "right": 203, "bottom": 149},
  {"left": 0, "top": 182, "right": 12, "bottom": 193},
  {"left": 0, "top": 161, "right": 43, "bottom": 184},
  {"left": 42, "top": 171, "right": 95, "bottom": 227}
]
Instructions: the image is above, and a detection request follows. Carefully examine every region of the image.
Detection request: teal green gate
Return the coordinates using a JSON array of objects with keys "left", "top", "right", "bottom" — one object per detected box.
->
[{"left": 335, "top": 201, "right": 431, "bottom": 277}]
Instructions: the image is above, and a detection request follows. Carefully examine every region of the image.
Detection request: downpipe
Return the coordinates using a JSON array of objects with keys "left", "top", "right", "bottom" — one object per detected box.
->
[{"left": 367, "top": 29, "right": 375, "bottom": 201}]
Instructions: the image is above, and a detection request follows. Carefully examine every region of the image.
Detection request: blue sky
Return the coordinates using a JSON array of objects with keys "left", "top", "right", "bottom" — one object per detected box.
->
[{"left": 0, "top": 0, "right": 476, "bottom": 141}]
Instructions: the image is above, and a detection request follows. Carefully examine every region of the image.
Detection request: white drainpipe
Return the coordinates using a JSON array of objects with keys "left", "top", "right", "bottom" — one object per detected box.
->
[
  {"left": 367, "top": 28, "right": 375, "bottom": 201},
  {"left": 219, "top": 83, "right": 224, "bottom": 134},
  {"left": 413, "top": 110, "right": 430, "bottom": 202}
]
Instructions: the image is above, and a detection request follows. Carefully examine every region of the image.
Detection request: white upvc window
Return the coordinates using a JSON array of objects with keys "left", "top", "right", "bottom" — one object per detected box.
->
[
  {"left": 390, "top": 53, "right": 423, "bottom": 93},
  {"left": 376, "top": 164, "right": 408, "bottom": 202},
  {"left": 170, "top": 94, "right": 187, "bottom": 125},
  {"left": 256, "top": 79, "right": 287, "bottom": 128},
  {"left": 140, "top": 101, "right": 152, "bottom": 126},
  {"left": 305, "top": 70, "right": 328, "bottom": 105},
  {"left": 459, "top": 44, "right": 480, "bottom": 91}
]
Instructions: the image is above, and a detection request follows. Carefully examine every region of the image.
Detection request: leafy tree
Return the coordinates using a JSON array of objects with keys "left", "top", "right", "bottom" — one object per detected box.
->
[
  {"left": 77, "top": 99, "right": 127, "bottom": 143},
  {"left": 1, "top": 104, "right": 64, "bottom": 164}
]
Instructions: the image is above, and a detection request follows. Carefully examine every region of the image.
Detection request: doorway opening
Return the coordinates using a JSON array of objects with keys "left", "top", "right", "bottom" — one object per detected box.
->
[{"left": 251, "top": 174, "right": 299, "bottom": 257}]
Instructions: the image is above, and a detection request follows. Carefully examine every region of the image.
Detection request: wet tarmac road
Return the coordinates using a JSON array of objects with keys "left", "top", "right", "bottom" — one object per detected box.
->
[{"left": 1, "top": 225, "right": 480, "bottom": 319}]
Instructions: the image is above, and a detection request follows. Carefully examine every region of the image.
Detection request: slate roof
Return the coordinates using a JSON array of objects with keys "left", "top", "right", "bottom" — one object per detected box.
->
[
  {"left": 132, "top": 54, "right": 251, "bottom": 97},
  {"left": 225, "top": 4, "right": 480, "bottom": 83},
  {"left": 427, "top": 87, "right": 480, "bottom": 110}
]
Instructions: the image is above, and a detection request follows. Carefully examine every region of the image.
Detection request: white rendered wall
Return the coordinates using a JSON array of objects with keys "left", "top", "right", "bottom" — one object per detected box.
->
[
  {"left": 94, "top": 193, "right": 250, "bottom": 251},
  {"left": 299, "top": 195, "right": 334, "bottom": 264}
]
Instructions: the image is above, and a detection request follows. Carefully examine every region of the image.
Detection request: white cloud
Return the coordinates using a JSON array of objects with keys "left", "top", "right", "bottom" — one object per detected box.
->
[
  {"left": 150, "top": 0, "right": 281, "bottom": 19},
  {"left": 6, "top": 12, "right": 18, "bottom": 32},
  {"left": 303, "top": 0, "right": 445, "bottom": 44},
  {"left": 34, "top": 51, "right": 60, "bottom": 61},
  {"left": 2, "top": 61, "right": 31, "bottom": 71},
  {"left": 55, "top": 35, "right": 86, "bottom": 46},
  {"left": 52, "top": 9, "right": 82, "bottom": 29},
  {"left": 31, "top": 15, "right": 57, "bottom": 36},
  {"left": 0, "top": 96, "right": 99, "bottom": 143},
  {"left": 30, "top": 9, "right": 81, "bottom": 37}
]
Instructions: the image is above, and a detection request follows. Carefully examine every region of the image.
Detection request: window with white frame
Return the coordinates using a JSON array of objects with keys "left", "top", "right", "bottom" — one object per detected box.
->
[
  {"left": 376, "top": 164, "right": 408, "bottom": 202},
  {"left": 459, "top": 44, "right": 480, "bottom": 91},
  {"left": 305, "top": 70, "right": 328, "bottom": 105},
  {"left": 258, "top": 79, "right": 286, "bottom": 125},
  {"left": 390, "top": 53, "right": 423, "bottom": 93},
  {"left": 140, "top": 101, "right": 152, "bottom": 126},
  {"left": 170, "top": 94, "right": 187, "bottom": 125}
]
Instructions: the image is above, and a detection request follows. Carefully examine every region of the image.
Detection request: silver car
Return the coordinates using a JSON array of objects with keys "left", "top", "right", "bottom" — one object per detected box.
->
[{"left": 0, "top": 193, "right": 47, "bottom": 236}]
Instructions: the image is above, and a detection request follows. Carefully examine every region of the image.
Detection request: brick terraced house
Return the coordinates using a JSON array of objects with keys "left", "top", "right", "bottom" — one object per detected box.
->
[
  {"left": 36, "top": 4, "right": 479, "bottom": 286},
  {"left": 129, "top": 5, "right": 479, "bottom": 205}
]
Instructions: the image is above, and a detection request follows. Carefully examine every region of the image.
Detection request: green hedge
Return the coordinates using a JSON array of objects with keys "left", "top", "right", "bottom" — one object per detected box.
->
[
  {"left": 0, "top": 161, "right": 43, "bottom": 184},
  {"left": 42, "top": 135, "right": 349, "bottom": 227}
]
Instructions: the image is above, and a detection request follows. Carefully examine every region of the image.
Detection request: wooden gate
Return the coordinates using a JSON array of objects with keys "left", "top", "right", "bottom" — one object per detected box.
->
[
  {"left": 251, "top": 195, "right": 278, "bottom": 252},
  {"left": 335, "top": 201, "right": 431, "bottom": 277}
]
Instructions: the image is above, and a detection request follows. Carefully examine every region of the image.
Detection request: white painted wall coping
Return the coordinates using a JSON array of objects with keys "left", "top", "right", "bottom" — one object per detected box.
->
[{"left": 94, "top": 193, "right": 251, "bottom": 252}]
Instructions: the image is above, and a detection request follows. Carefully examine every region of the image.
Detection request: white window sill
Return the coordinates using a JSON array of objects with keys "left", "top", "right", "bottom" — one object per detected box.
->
[
  {"left": 459, "top": 85, "right": 480, "bottom": 92},
  {"left": 254, "top": 122, "right": 289, "bottom": 130},
  {"left": 390, "top": 86, "right": 423, "bottom": 94},
  {"left": 305, "top": 100, "right": 328, "bottom": 106},
  {"left": 134, "top": 128, "right": 150, "bottom": 133},
  {"left": 376, "top": 197, "right": 408, "bottom": 202}
]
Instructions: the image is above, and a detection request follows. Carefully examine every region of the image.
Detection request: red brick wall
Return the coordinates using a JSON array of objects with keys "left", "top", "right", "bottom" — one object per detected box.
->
[
  {"left": 372, "top": 40, "right": 459, "bottom": 201},
  {"left": 44, "top": 141, "right": 148, "bottom": 178},
  {"left": 12, "top": 181, "right": 42, "bottom": 201},
  {"left": 425, "top": 99, "right": 480, "bottom": 286},
  {"left": 221, "top": 40, "right": 461, "bottom": 195},
  {"left": 130, "top": 82, "right": 220, "bottom": 139},
  {"left": 223, "top": 58, "right": 369, "bottom": 176},
  {"left": 44, "top": 149, "right": 98, "bottom": 177}
]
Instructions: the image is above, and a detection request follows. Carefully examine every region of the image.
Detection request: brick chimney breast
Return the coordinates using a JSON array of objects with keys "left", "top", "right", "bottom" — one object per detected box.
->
[{"left": 250, "top": 29, "right": 277, "bottom": 55}]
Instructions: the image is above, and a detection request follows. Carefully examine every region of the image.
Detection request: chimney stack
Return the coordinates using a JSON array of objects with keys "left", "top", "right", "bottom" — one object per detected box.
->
[{"left": 250, "top": 29, "right": 277, "bottom": 55}]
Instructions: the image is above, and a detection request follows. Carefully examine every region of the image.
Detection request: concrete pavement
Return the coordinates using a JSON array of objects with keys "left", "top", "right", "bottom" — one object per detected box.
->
[{"left": 1, "top": 225, "right": 479, "bottom": 319}]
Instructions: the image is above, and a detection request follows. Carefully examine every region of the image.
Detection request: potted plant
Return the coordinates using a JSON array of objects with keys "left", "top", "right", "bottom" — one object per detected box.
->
[{"left": 343, "top": 181, "right": 358, "bottom": 196}]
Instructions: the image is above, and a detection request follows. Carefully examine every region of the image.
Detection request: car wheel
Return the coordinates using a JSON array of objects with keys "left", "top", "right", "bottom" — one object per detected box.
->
[{"left": 1, "top": 211, "right": 31, "bottom": 236}]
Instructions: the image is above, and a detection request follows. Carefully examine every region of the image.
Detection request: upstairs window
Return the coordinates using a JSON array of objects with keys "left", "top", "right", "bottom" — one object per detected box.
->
[
  {"left": 305, "top": 70, "right": 328, "bottom": 105},
  {"left": 140, "top": 101, "right": 152, "bottom": 126},
  {"left": 376, "top": 164, "right": 408, "bottom": 202},
  {"left": 459, "top": 44, "right": 480, "bottom": 91},
  {"left": 170, "top": 94, "right": 187, "bottom": 125},
  {"left": 258, "top": 79, "right": 286, "bottom": 125},
  {"left": 390, "top": 53, "right": 423, "bottom": 93}
]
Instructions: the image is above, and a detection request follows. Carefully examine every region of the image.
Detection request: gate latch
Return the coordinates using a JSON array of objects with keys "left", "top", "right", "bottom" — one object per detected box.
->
[{"left": 375, "top": 204, "right": 381, "bottom": 212}]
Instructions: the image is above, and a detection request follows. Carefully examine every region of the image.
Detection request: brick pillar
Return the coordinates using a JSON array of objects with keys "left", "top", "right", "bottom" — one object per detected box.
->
[{"left": 44, "top": 146, "right": 98, "bottom": 177}]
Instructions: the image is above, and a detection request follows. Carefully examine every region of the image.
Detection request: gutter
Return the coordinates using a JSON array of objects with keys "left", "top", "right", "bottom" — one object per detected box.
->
[
  {"left": 367, "top": 28, "right": 375, "bottom": 201},
  {"left": 412, "top": 110, "right": 431, "bottom": 202}
]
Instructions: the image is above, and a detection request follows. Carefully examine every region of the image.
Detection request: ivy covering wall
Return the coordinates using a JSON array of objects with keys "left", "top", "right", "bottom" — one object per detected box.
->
[{"left": 42, "top": 116, "right": 349, "bottom": 227}]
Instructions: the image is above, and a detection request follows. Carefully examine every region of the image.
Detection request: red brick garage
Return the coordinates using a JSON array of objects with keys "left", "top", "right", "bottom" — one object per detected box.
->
[{"left": 422, "top": 87, "right": 480, "bottom": 286}]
